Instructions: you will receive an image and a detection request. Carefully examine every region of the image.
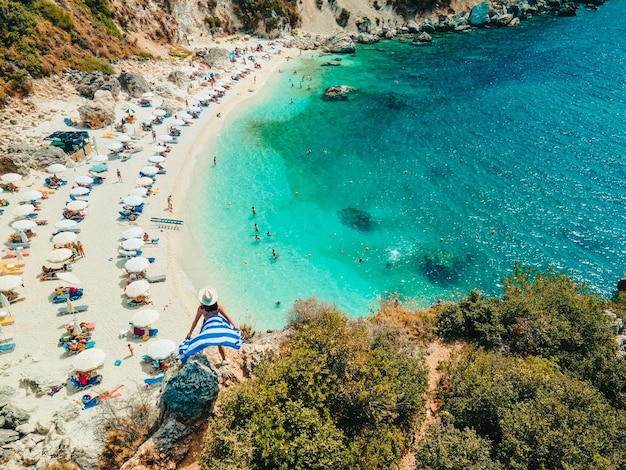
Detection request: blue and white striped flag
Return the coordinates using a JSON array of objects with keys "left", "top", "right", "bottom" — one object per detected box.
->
[{"left": 178, "top": 314, "right": 242, "bottom": 364}]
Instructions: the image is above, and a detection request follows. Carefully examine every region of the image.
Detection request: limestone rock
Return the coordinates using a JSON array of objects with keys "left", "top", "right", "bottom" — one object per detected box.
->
[
  {"left": 415, "top": 32, "right": 433, "bottom": 43},
  {"left": 22, "top": 441, "right": 43, "bottom": 466},
  {"left": 0, "top": 402, "right": 30, "bottom": 428},
  {"left": 322, "top": 85, "right": 356, "bottom": 102},
  {"left": 558, "top": 2, "right": 577, "bottom": 16},
  {"left": 469, "top": 1, "right": 491, "bottom": 26},
  {"left": 118, "top": 72, "right": 150, "bottom": 98},
  {"left": 194, "top": 47, "right": 230, "bottom": 68},
  {"left": 78, "top": 101, "right": 115, "bottom": 129},
  {"left": 76, "top": 73, "right": 121, "bottom": 99},
  {"left": 53, "top": 402, "right": 81, "bottom": 423},
  {"left": 406, "top": 20, "right": 420, "bottom": 33},
  {"left": 320, "top": 33, "right": 356, "bottom": 54},
  {"left": 0, "top": 429, "right": 19, "bottom": 444},
  {"left": 168, "top": 70, "right": 190, "bottom": 90},
  {"left": 356, "top": 32, "right": 379, "bottom": 44},
  {"left": 282, "top": 37, "right": 318, "bottom": 50},
  {"left": 72, "top": 446, "right": 99, "bottom": 470},
  {"left": 509, "top": 17, "right": 521, "bottom": 26}
]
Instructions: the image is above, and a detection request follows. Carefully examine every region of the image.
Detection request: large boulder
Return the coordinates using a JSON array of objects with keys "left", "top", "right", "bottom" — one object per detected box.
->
[
  {"left": 167, "top": 71, "right": 190, "bottom": 90},
  {"left": 76, "top": 73, "right": 121, "bottom": 99},
  {"left": 118, "top": 72, "right": 150, "bottom": 98},
  {"left": 469, "top": 1, "right": 491, "bottom": 26},
  {"left": 322, "top": 85, "right": 356, "bottom": 102},
  {"left": 320, "top": 33, "right": 356, "bottom": 53},
  {"left": 356, "top": 32, "right": 379, "bottom": 44},
  {"left": 120, "top": 354, "right": 219, "bottom": 470},
  {"left": 79, "top": 90, "right": 115, "bottom": 129},
  {"left": 194, "top": 47, "right": 230, "bottom": 68},
  {"left": 406, "top": 20, "right": 420, "bottom": 33}
]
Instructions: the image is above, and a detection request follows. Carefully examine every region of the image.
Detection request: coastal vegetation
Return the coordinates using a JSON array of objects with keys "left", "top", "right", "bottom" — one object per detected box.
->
[{"left": 195, "top": 267, "right": 626, "bottom": 469}]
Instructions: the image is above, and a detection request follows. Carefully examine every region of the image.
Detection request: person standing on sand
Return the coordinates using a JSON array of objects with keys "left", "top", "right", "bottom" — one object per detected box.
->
[
  {"left": 167, "top": 195, "right": 173, "bottom": 213},
  {"left": 151, "top": 129, "right": 156, "bottom": 142},
  {"left": 117, "top": 169, "right": 122, "bottom": 183},
  {"left": 182, "top": 286, "right": 241, "bottom": 366}
]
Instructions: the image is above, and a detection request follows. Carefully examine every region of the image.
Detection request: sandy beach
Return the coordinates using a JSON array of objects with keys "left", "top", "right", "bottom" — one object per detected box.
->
[{"left": 0, "top": 38, "right": 298, "bottom": 457}]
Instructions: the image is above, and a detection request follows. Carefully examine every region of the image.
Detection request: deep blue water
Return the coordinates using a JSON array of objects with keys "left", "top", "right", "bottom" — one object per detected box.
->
[{"left": 188, "top": 3, "right": 626, "bottom": 330}]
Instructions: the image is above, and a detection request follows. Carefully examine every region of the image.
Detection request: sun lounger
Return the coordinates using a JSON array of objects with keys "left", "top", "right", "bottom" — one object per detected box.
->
[
  {"left": 0, "top": 316, "right": 15, "bottom": 326},
  {"left": 4, "top": 248, "right": 30, "bottom": 258},
  {"left": 144, "top": 375, "right": 164, "bottom": 387},
  {"left": 119, "top": 248, "right": 142, "bottom": 258},
  {"left": 58, "top": 304, "right": 88, "bottom": 314},
  {"left": 70, "top": 374, "right": 103, "bottom": 390},
  {"left": 4, "top": 242, "right": 30, "bottom": 249},
  {"left": 145, "top": 274, "right": 166, "bottom": 283},
  {"left": 150, "top": 217, "right": 184, "bottom": 229},
  {"left": 63, "top": 340, "right": 95, "bottom": 354},
  {"left": 0, "top": 333, "right": 13, "bottom": 343},
  {"left": 0, "top": 343, "right": 16, "bottom": 353}
]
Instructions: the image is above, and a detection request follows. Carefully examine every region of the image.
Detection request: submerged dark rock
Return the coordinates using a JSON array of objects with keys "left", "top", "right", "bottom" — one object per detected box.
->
[
  {"left": 422, "top": 249, "right": 463, "bottom": 285},
  {"left": 322, "top": 86, "right": 356, "bottom": 101},
  {"left": 338, "top": 207, "right": 373, "bottom": 231}
]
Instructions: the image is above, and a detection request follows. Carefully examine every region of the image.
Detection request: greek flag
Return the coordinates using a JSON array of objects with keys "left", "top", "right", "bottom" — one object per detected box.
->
[{"left": 178, "top": 314, "right": 242, "bottom": 365}]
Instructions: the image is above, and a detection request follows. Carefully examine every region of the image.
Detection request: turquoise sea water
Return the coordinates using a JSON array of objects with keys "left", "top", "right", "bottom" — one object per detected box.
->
[{"left": 188, "top": 3, "right": 626, "bottom": 330}]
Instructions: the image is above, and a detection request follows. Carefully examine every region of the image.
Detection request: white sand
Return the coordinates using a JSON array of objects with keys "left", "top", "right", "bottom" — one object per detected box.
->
[{"left": 0, "top": 39, "right": 298, "bottom": 451}]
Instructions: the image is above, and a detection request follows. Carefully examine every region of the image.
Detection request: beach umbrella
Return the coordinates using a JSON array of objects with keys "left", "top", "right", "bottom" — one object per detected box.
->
[
  {"left": 11, "top": 204, "right": 35, "bottom": 217},
  {"left": 1, "top": 173, "right": 21, "bottom": 183},
  {"left": 125, "top": 280, "right": 150, "bottom": 298},
  {"left": 121, "top": 238, "right": 144, "bottom": 251},
  {"left": 18, "top": 231, "right": 28, "bottom": 244},
  {"left": 154, "top": 145, "right": 168, "bottom": 153},
  {"left": 91, "top": 154, "right": 108, "bottom": 163},
  {"left": 0, "top": 275, "right": 23, "bottom": 291},
  {"left": 20, "top": 190, "right": 42, "bottom": 201},
  {"left": 128, "top": 187, "right": 148, "bottom": 198},
  {"left": 107, "top": 141, "right": 123, "bottom": 151},
  {"left": 122, "top": 226, "right": 144, "bottom": 240},
  {"left": 142, "top": 92, "right": 155, "bottom": 99},
  {"left": 47, "top": 163, "right": 67, "bottom": 174},
  {"left": 214, "top": 86, "right": 226, "bottom": 92},
  {"left": 70, "top": 187, "right": 90, "bottom": 197},
  {"left": 157, "top": 134, "right": 173, "bottom": 143},
  {"left": 147, "top": 339, "right": 176, "bottom": 360},
  {"left": 124, "top": 108, "right": 136, "bottom": 114},
  {"left": 131, "top": 308, "right": 159, "bottom": 328},
  {"left": 56, "top": 272, "right": 81, "bottom": 285},
  {"left": 116, "top": 134, "right": 132, "bottom": 143},
  {"left": 46, "top": 248, "right": 73, "bottom": 263},
  {"left": 54, "top": 219, "right": 77, "bottom": 230},
  {"left": 125, "top": 256, "right": 150, "bottom": 273},
  {"left": 72, "top": 314, "right": 82, "bottom": 336},
  {"left": 0, "top": 293, "right": 11, "bottom": 310},
  {"left": 180, "top": 112, "right": 193, "bottom": 120},
  {"left": 72, "top": 348, "right": 106, "bottom": 372},
  {"left": 148, "top": 155, "right": 166, "bottom": 164},
  {"left": 152, "top": 109, "right": 166, "bottom": 117},
  {"left": 170, "top": 118, "right": 185, "bottom": 126},
  {"left": 123, "top": 195, "right": 144, "bottom": 207},
  {"left": 74, "top": 176, "right": 93, "bottom": 186},
  {"left": 52, "top": 231, "right": 77, "bottom": 245},
  {"left": 11, "top": 219, "right": 36, "bottom": 231},
  {"left": 140, "top": 166, "right": 159, "bottom": 176},
  {"left": 189, "top": 105, "right": 201, "bottom": 113},
  {"left": 67, "top": 200, "right": 88, "bottom": 211},
  {"left": 136, "top": 177, "right": 154, "bottom": 187}
]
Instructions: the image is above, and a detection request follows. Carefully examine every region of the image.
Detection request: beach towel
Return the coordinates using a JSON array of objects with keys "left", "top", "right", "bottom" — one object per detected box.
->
[{"left": 178, "top": 314, "right": 242, "bottom": 364}]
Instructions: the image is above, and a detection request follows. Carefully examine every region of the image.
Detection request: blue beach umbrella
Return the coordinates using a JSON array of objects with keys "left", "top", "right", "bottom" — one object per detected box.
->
[{"left": 178, "top": 315, "right": 242, "bottom": 364}]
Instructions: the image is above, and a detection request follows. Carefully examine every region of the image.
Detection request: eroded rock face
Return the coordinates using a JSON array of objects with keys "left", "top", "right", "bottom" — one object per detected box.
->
[
  {"left": 320, "top": 33, "right": 356, "bottom": 53},
  {"left": 76, "top": 73, "right": 121, "bottom": 99},
  {"left": 194, "top": 47, "right": 230, "bottom": 68},
  {"left": 78, "top": 90, "right": 115, "bottom": 129}
]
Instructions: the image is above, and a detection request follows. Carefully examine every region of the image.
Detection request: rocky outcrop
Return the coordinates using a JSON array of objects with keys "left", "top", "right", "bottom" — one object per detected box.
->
[
  {"left": 78, "top": 90, "right": 116, "bottom": 129},
  {"left": 356, "top": 32, "right": 380, "bottom": 44},
  {"left": 469, "top": 2, "right": 491, "bottom": 27},
  {"left": 320, "top": 33, "right": 356, "bottom": 54},
  {"left": 1, "top": 144, "right": 67, "bottom": 174},
  {"left": 193, "top": 47, "right": 230, "bottom": 68},
  {"left": 322, "top": 85, "right": 356, "bottom": 102},
  {"left": 76, "top": 73, "right": 121, "bottom": 100},
  {"left": 118, "top": 71, "right": 150, "bottom": 98},
  {"left": 282, "top": 36, "right": 318, "bottom": 50},
  {"left": 414, "top": 32, "right": 433, "bottom": 44},
  {"left": 167, "top": 70, "right": 190, "bottom": 90},
  {"left": 120, "top": 354, "right": 219, "bottom": 470}
]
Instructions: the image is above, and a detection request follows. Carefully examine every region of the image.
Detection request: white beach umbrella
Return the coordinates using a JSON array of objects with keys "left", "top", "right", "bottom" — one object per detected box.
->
[
  {"left": 115, "top": 134, "right": 132, "bottom": 143},
  {"left": 123, "top": 195, "right": 144, "bottom": 207},
  {"left": 157, "top": 134, "right": 173, "bottom": 143},
  {"left": 74, "top": 176, "right": 93, "bottom": 186},
  {"left": 56, "top": 272, "right": 81, "bottom": 285},
  {"left": 52, "top": 231, "right": 78, "bottom": 245},
  {"left": 20, "top": 190, "right": 42, "bottom": 201},
  {"left": 152, "top": 109, "right": 166, "bottom": 117},
  {"left": 125, "top": 280, "right": 150, "bottom": 298},
  {"left": 1, "top": 173, "right": 21, "bottom": 183},
  {"left": 107, "top": 141, "right": 124, "bottom": 151},
  {"left": 47, "top": 163, "right": 67, "bottom": 174},
  {"left": 189, "top": 105, "right": 202, "bottom": 113},
  {"left": 11, "top": 219, "right": 36, "bottom": 231},
  {"left": 70, "top": 187, "right": 90, "bottom": 197},
  {"left": 54, "top": 219, "right": 77, "bottom": 230},
  {"left": 46, "top": 248, "right": 73, "bottom": 263},
  {"left": 147, "top": 339, "right": 176, "bottom": 360},
  {"left": 180, "top": 112, "right": 193, "bottom": 120},
  {"left": 0, "top": 275, "right": 23, "bottom": 291},
  {"left": 170, "top": 118, "right": 185, "bottom": 126},
  {"left": 140, "top": 166, "right": 159, "bottom": 176},
  {"left": 125, "top": 256, "right": 150, "bottom": 273},
  {"left": 72, "top": 348, "right": 106, "bottom": 372},
  {"left": 142, "top": 92, "right": 155, "bottom": 99},
  {"left": 131, "top": 308, "right": 159, "bottom": 328},
  {"left": 136, "top": 177, "right": 154, "bottom": 187},
  {"left": 148, "top": 155, "right": 166, "bottom": 164},
  {"left": 122, "top": 227, "right": 144, "bottom": 240},
  {"left": 129, "top": 187, "right": 148, "bottom": 198},
  {"left": 214, "top": 86, "right": 226, "bottom": 92},
  {"left": 121, "top": 238, "right": 144, "bottom": 251},
  {"left": 66, "top": 200, "right": 88, "bottom": 212},
  {"left": 11, "top": 204, "right": 35, "bottom": 217},
  {"left": 91, "top": 154, "right": 108, "bottom": 163},
  {"left": 124, "top": 107, "right": 136, "bottom": 114},
  {"left": 182, "top": 115, "right": 194, "bottom": 123},
  {"left": 154, "top": 145, "right": 168, "bottom": 153}
]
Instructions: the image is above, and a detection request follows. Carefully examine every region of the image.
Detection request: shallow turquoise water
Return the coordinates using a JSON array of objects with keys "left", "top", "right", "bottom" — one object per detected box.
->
[{"left": 189, "top": 3, "right": 626, "bottom": 330}]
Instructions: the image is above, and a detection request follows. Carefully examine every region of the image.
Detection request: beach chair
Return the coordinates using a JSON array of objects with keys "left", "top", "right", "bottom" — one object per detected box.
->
[
  {"left": 0, "top": 315, "right": 15, "bottom": 326},
  {"left": 63, "top": 340, "right": 95, "bottom": 354},
  {"left": 146, "top": 274, "right": 166, "bottom": 283},
  {"left": 0, "top": 342, "right": 16, "bottom": 353},
  {"left": 69, "top": 374, "right": 103, "bottom": 390},
  {"left": 58, "top": 304, "right": 88, "bottom": 315},
  {"left": 144, "top": 375, "right": 164, "bottom": 388}
]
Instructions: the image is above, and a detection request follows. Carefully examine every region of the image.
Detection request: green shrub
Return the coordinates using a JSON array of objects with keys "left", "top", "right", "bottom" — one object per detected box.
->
[
  {"left": 35, "top": 0, "right": 74, "bottom": 31},
  {"left": 71, "top": 56, "right": 114, "bottom": 74}
]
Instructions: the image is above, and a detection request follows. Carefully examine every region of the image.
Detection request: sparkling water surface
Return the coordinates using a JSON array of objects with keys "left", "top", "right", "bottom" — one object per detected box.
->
[{"left": 188, "top": 3, "right": 626, "bottom": 330}]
